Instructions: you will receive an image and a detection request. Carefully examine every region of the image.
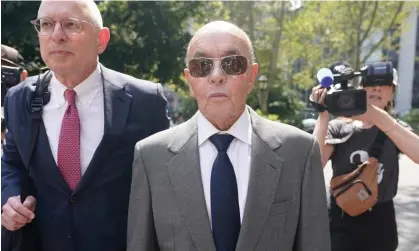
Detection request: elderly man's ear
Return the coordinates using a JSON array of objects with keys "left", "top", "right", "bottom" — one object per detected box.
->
[
  {"left": 248, "top": 63, "right": 259, "bottom": 93},
  {"left": 97, "top": 28, "right": 111, "bottom": 54}
]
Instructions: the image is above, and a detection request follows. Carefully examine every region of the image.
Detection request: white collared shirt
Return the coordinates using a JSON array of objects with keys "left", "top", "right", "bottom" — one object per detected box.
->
[
  {"left": 197, "top": 109, "right": 252, "bottom": 224},
  {"left": 42, "top": 65, "right": 104, "bottom": 175}
]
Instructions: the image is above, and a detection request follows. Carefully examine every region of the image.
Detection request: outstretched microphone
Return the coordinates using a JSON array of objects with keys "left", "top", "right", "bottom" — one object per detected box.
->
[{"left": 316, "top": 68, "right": 334, "bottom": 88}]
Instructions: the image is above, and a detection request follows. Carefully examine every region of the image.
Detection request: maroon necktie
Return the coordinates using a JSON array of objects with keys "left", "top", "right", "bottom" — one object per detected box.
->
[{"left": 57, "top": 89, "right": 81, "bottom": 190}]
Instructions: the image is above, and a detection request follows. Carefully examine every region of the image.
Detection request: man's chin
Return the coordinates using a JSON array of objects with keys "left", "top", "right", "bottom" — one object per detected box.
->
[{"left": 48, "top": 62, "right": 75, "bottom": 74}]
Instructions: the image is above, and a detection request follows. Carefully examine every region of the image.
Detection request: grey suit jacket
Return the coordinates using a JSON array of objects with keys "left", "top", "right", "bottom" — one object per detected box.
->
[{"left": 127, "top": 107, "right": 331, "bottom": 251}]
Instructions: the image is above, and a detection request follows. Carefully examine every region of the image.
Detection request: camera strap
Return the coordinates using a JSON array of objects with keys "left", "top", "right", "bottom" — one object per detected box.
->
[{"left": 309, "top": 100, "right": 327, "bottom": 112}]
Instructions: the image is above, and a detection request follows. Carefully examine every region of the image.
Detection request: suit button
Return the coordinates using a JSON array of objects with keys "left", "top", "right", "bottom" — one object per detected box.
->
[
  {"left": 68, "top": 235, "right": 72, "bottom": 239},
  {"left": 70, "top": 198, "right": 76, "bottom": 204}
]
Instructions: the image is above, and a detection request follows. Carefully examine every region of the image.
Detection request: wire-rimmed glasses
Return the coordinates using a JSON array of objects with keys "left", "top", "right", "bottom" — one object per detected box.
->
[{"left": 30, "top": 17, "right": 99, "bottom": 36}]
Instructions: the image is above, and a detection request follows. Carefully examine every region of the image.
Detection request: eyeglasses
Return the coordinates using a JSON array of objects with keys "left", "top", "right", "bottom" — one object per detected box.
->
[
  {"left": 30, "top": 17, "right": 99, "bottom": 36},
  {"left": 187, "top": 55, "right": 249, "bottom": 78}
]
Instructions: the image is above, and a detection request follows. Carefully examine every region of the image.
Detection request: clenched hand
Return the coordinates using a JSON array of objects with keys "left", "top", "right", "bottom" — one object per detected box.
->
[{"left": 2, "top": 195, "right": 36, "bottom": 231}]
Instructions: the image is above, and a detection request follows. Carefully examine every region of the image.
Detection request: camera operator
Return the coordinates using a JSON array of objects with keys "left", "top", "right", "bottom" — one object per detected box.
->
[
  {"left": 1, "top": 44, "right": 28, "bottom": 142},
  {"left": 311, "top": 61, "right": 419, "bottom": 251}
]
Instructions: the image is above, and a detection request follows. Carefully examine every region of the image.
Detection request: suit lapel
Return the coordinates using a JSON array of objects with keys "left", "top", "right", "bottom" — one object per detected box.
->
[
  {"left": 100, "top": 66, "right": 132, "bottom": 138},
  {"left": 166, "top": 116, "right": 216, "bottom": 251},
  {"left": 236, "top": 108, "right": 284, "bottom": 251},
  {"left": 74, "top": 65, "right": 132, "bottom": 194}
]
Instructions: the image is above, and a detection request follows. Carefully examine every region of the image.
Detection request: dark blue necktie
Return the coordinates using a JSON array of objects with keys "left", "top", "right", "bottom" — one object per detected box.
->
[{"left": 210, "top": 134, "right": 241, "bottom": 251}]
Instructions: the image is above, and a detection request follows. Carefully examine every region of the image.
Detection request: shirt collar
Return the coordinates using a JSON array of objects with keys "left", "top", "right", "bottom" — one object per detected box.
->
[
  {"left": 197, "top": 108, "right": 252, "bottom": 146},
  {"left": 49, "top": 64, "right": 102, "bottom": 108}
]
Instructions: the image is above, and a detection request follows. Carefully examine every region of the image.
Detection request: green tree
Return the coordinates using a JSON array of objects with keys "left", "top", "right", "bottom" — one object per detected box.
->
[
  {"left": 98, "top": 1, "right": 204, "bottom": 87},
  {"left": 282, "top": 1, "right": 418, "bottom": 89},
  {"left": 399, "top": 108, "right": 419, "bottom": 133},
  {"left": 1, "top": 1, "right": 43, "bottom": 71}
]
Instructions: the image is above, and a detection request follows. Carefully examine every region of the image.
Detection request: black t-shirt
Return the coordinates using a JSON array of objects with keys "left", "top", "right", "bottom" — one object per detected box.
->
[{"left": 326, "top": 118, "right": 408, "bottom": 203}]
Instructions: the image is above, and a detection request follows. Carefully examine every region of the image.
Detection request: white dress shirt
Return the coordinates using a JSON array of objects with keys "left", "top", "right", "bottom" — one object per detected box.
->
[
  {"left": 42, "top": 65, "right": 104, "bottom": 175},
  {"left": 197, "top": 109, "right": 252, "bottom": 224}
]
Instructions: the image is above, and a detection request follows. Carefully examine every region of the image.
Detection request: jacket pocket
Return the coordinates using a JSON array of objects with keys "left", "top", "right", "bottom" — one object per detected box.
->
[{"left": 270, "top": 200, "right": 293, "bottom": 215}]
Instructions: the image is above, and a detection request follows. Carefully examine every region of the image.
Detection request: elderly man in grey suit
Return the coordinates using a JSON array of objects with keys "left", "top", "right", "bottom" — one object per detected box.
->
[{"left": 127, "top": 21, "right": 331, "bottom": 251}]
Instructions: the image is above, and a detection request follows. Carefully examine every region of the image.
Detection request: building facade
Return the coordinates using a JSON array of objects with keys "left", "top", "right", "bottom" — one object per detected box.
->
[{"left": 394, "top": 8, "right": 418, "bottom": 114}]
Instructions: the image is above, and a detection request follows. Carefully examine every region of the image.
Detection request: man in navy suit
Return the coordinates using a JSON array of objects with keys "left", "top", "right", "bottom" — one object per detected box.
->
[{"left": 1, "top": 1, "right": 170, "bottom": 250}]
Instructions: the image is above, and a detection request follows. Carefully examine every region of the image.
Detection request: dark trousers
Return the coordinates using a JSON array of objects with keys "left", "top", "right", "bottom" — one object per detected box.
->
[{"left": 329, "top": 199, "right": 398, "bottom": 251}]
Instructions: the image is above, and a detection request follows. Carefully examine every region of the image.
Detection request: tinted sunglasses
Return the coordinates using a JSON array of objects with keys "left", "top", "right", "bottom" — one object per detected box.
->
[{"left": 188, "top": 55, "right": 249, "bottom": 78}]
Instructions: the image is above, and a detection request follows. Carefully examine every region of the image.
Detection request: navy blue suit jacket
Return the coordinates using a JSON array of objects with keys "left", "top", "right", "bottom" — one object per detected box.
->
[{"left": 1, "top": 65, "right": 170, "bottom": 251}]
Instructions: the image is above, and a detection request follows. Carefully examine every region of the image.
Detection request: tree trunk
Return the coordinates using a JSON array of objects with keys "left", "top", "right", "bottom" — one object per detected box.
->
[
  {"left": 259, "top": 1, "right": 286, "bottom": 114},
  {"left": 248, "top": 1, "right": 256, "bottom": 60}
]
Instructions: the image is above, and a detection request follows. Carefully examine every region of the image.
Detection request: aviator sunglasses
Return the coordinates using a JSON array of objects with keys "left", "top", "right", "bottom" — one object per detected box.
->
[{"left": 188, "top": 55, "right": 249, "bottom": 78}]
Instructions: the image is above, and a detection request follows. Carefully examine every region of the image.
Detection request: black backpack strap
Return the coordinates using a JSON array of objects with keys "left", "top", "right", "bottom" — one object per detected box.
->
[
  {"left": 20, "top": 71, "right": 52, "bottom": 202},
  {"left": 23, "top": 71, "right": 52, "bottom": 169}
]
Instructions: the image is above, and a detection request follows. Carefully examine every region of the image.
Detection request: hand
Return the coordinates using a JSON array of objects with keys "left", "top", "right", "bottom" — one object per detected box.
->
[
  {"left": 310, "top": 85, "right": 327, "bottom": 106},
  {"left": 2, "top": 195, "right": 36, "bottom": 231},
  {"left": 349, "top": 104, "right": 378, "bottom": 124}
]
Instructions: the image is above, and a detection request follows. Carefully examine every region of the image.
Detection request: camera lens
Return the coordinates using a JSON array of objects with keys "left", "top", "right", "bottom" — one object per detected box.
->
[{"left": 337, "top": 93, "right": 355, "bottom": 109}]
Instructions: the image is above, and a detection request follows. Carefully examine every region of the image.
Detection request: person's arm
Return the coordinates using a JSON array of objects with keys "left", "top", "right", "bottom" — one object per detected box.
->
[
  {"left": 151, "top": 83, "right": 170, "bottom": 134},
  {"left": 313, "top": 112, "right": 334, "bottom": 167},
  {"left": 127, "top": 142, "right": 159, "bottom": 251},
  {"left": 1, "top": 93, "right": 36, "bottom": 231},
  {"left": 310, "top": 85, "right": 334, "bottom": 167},
  {"left": 293, "top": 139, "right": 331, "bottom": 251},
  {"left": 370, "top": 106, "right": 419, "bottom": 164}
]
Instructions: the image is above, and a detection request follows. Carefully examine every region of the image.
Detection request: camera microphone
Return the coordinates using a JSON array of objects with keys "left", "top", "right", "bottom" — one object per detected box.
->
[{"left": 317, "top": 68, "right": 334, "bottom": 88}]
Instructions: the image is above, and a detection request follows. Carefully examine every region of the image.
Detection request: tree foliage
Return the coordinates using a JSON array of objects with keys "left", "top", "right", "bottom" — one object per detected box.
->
[
  {"left": 2, "top": 1, "right": 417, "bottom": 124},
  {"left": 1, "top": 1, "right": 43, "bottom": 71},
  {"left": 282, "top": 1, "right": 416, "bottom": 88},
  {"left": 98, "top": 1, "right": 203, "bottom": 87}
]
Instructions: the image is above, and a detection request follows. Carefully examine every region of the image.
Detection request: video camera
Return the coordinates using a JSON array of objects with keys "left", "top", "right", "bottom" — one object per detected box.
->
[
  {"left": 312, "top": 61, "right": 395, "bottom": 117},
  {"left": 1, "top": 44, "right": 26, "bottom": 107},
  {"left": 2, "top": 64, "right": 24, "bottom": 89}
]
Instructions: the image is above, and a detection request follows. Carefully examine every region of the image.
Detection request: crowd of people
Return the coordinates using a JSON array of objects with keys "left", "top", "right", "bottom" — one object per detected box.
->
[{"left": 1, "top": 1, "right": 418, "bottom": 251}]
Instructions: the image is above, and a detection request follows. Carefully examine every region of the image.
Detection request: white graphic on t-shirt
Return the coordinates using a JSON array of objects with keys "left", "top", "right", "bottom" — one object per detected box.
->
[{"left": 349, "top": 150, "right": 384, "bottom": 184}]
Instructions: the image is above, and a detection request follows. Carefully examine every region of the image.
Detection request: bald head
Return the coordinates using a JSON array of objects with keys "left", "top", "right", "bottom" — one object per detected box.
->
[
  {"left": 38, "top": 0, "right": 103, "bottom": 28},
  {"left": 36, "top": 0, "right": 111, "bottom": 88},
  {"left": 186, "top": 21, "right": 255, "bottom": 65}
]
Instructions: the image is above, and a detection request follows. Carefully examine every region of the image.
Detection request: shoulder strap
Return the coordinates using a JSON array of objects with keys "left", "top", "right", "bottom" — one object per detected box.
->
[
  {"left": 369, "top": 129, "right": 387, "bottom": 159},
  {"left": 20, "top": 71, "right": 52, "bottom": 202},
  {"left": 24, "top": 70, "right": 52, "bottom": 169}
]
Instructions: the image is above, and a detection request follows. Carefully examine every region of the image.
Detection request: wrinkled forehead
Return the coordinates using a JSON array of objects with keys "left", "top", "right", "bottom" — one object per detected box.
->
[
  {"left": 38, "top": 0, "right": 89, "bottom": 20},
  {"left": 187, "top": 31, "right": 251, "bottom": 61}
]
